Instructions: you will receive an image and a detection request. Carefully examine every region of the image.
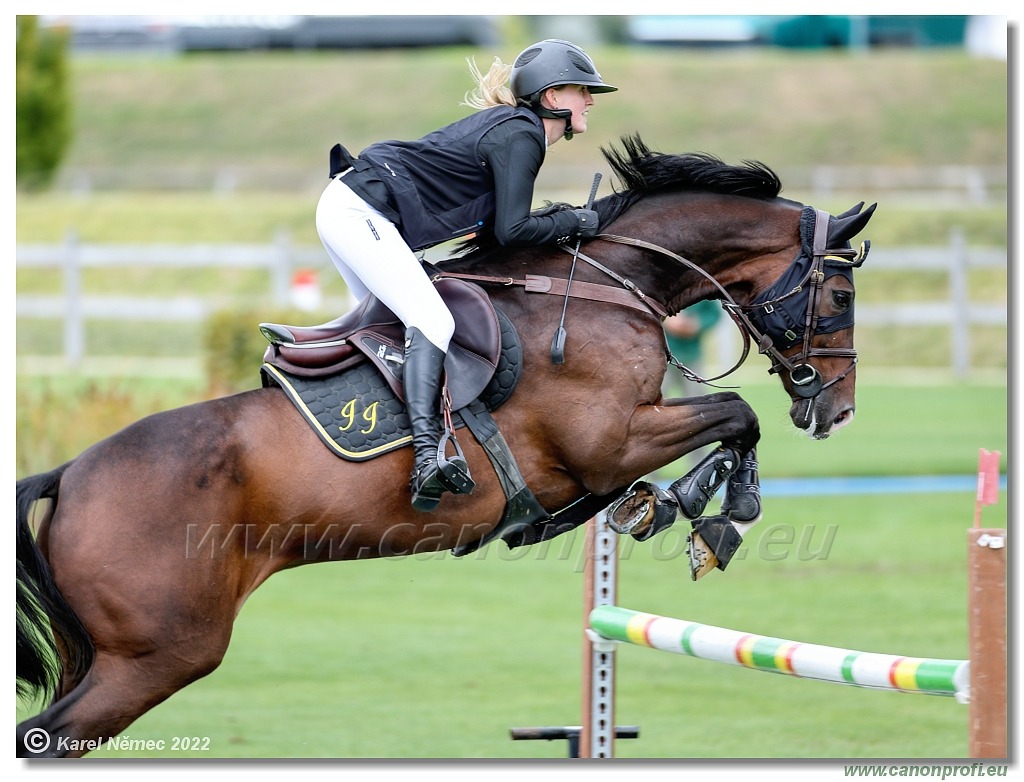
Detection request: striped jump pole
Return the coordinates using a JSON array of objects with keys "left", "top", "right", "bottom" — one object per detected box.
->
[{"left": 588, "top": 605, "right": 971, "bottom": 699}]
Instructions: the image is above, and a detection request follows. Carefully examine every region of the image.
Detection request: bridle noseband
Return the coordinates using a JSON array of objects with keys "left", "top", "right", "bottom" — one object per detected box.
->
[{"left": 576, "top": 207, "right": 869, "bottom": 399}]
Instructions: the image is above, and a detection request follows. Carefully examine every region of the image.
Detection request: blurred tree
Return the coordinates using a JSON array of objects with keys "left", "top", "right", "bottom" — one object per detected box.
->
[{"left": 17, "top": 16, "right": 72, "bottom": 191}]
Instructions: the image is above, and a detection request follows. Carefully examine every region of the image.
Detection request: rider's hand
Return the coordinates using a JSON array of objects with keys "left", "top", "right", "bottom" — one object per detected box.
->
[{"left": 572, "top": 209, "right": 599, "bottom": 238}]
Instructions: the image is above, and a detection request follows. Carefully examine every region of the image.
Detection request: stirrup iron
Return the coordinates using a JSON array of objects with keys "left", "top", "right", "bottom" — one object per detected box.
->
[
  {"left": 434, "top": 428, "right": 474, "bottom": 494},
  {"left": 410, "top": 444, "right": 474, "bottom": 512},
  {"left": 409, "top": 386, "right": 474, "bottom": 512},
  {"left": 436, "top": 386, "right": 474, "bottom": 494}
]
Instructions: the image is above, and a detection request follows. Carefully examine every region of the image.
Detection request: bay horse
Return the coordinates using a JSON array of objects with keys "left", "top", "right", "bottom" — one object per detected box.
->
[{"left": 16, "top": 134, "right": 875, "bottom": 757}]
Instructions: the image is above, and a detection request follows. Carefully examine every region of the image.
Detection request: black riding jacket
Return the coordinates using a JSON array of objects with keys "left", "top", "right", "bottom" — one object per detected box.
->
[{"left": 334, "top": 105, "right": 584, "bottom": 252}]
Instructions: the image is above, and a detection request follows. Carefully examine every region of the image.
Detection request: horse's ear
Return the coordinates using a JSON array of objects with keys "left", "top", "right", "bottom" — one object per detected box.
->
[
  {"left": 828, "top": 202, "right": 877, "bottom": 245},
  {"left": 835, "top": 201, "right": 865, "bottom": 219}
]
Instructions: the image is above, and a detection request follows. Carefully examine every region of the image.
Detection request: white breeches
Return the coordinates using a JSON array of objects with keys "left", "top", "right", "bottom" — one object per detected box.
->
[{"left": 315, "top": 176, "right": 455, "bottom": 352}]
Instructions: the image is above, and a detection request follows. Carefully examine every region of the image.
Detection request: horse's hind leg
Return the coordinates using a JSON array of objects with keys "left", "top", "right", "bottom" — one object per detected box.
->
[
  {"left": 19, "top": 556, "right": 241, "bottom": 758},
  {"left": 18, "top": 642, "right": 229, "bottom": 758},
  {"left": 22, "top": 511, "right": 239, "bottom": 757}
]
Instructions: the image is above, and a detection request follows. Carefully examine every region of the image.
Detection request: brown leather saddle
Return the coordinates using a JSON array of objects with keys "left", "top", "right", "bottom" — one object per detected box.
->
[
  {"left": 259, "top": 277, "right": 504, "bottom": 411},
  {"left": 259, "top": 276, "right": 554, "bottom": 554}
]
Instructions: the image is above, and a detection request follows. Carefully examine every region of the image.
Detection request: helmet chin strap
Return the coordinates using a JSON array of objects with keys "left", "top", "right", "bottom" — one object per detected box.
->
[{"left": 528, "top": 100, "right": 575, "bottom": 140}]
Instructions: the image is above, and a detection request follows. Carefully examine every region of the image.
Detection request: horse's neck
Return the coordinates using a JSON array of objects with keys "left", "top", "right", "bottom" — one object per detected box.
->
[
  {"left": 623, "top": 192, "right": 784, "bottom": 251},
  {"left": 607, "top": 194, "right": 801, "bottom": 310}
]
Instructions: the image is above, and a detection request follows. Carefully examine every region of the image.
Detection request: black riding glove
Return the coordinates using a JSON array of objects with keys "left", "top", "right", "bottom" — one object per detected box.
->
[{"left": 573, "top": 208, "right": 599, "bottom": 238}]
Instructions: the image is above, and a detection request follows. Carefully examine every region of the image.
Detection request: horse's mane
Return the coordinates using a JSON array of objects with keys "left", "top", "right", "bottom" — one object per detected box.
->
[
  {"left": 453, "top": 133, "right": 782, "bottom": 259},
  {"left": 600, "top": 133, "right": 783, "bottom": 218}
]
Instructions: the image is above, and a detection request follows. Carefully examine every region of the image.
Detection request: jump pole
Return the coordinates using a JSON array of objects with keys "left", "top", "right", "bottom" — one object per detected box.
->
[{"left": 589, "top": 605, "right": 971, "bottom": 698}]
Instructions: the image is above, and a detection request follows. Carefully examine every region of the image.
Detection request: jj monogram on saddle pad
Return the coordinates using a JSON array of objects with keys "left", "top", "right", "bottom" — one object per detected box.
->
[{"left": 17, "top": 134, "right": 875, "bottom": 756}]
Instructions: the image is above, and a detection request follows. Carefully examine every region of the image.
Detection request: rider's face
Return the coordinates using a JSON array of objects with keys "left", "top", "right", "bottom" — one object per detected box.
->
[{"left": 544, "top": 84, "right": 596, "bottom": 136}]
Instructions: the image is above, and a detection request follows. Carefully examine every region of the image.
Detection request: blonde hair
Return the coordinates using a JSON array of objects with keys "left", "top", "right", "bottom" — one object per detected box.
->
[{"left": 462, "top": 57, "right": 517, "bottom": 110}]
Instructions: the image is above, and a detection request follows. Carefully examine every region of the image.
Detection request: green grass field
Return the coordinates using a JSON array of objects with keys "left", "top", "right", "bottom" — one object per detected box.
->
[{"left": 55, "top": 46, "right": 1007, "bottom": 175}]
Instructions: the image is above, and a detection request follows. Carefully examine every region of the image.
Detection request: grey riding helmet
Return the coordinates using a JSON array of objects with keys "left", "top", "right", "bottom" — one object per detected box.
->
[{"left": 511, "top": 39, "right": 617, "bottom": 138}]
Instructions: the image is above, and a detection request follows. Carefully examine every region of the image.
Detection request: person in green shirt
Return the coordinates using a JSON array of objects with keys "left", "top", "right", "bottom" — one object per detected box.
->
[
  {"left": 658, "top": 299, "right": 723, "bottom": 475},
  {"left": 662, "top": 299, "right": 722, "bottom": 400}
]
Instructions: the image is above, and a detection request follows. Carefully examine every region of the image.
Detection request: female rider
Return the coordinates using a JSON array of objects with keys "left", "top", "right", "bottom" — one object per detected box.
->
[{"left": 315, "top": 39, "right": 616, "bottom": 511}]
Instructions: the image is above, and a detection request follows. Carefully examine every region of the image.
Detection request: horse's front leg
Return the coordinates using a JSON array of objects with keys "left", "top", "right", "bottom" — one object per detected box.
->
[
  {"left": 604, "top": 392, "right": 763, "bottom": 580},
  {"left": 608, "top": 391, "right": 760, "bottom": 483}
]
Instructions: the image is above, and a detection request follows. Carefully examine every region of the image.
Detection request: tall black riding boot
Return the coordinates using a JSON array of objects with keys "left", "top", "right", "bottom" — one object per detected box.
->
[{"left": 404, "top": 327, "right": 474, "bottom": 511}]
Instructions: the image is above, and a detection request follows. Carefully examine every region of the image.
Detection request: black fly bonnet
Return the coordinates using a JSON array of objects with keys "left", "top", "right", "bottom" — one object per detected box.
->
[{"left": 742, "top": 206, "right": 870, "bottom": 397}]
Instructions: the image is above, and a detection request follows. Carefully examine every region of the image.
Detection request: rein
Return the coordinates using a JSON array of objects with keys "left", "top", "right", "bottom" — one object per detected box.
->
[
  {"left": 436, "top": 207, "right": 862, "bottom": 397},
  {"left": 432, "top": 270, "right": 667, "bottom": 318}
]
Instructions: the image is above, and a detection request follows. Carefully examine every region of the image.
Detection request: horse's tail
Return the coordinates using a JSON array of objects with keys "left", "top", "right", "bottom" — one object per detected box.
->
[{"left": 17, "top": 463, "right": 94, "bottom": 704}]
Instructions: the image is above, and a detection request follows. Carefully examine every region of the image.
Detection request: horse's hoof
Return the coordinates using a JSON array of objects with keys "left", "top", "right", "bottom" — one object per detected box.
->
[
  {"left": 607, "top": 486, "right": 654, "bottom": 535},
  {"left": 687, "top": 515, "right": 744, "bottom": 579},
  {"left": 687, "top": 531, "right": 719, "bottom": 580}
]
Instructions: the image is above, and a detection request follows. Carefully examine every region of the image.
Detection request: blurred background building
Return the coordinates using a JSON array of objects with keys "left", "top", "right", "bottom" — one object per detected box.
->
[{"left": 40, "top": 14, "right": 1006, "bottom": 57}]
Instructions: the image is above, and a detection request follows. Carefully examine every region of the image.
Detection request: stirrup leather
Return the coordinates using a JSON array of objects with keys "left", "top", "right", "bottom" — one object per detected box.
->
[
  {"left": 409, "top": 387, "right": 475, "bottom": 511},
  {"left": 436, "top": 386, "right": 474, "bottom": 494}
]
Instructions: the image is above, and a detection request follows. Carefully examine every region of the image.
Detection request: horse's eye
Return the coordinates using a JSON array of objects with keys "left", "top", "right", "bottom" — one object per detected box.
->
[{"left": 832, "top": 290, "right": 852, "bottom": 310}]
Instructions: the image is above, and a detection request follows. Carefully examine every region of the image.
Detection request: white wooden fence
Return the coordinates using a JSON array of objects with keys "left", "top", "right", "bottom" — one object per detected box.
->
[
  {"left": 58, "top": 164, "right": 1008, "bottom": 205},
  {"left": 16, "top": 229, "right": 1006, "bottom": 377}
]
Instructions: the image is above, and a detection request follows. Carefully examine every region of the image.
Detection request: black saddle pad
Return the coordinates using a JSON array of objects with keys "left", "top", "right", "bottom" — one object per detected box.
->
[{"left": 262, "top": 306, "right": 522, "bottom": 461}]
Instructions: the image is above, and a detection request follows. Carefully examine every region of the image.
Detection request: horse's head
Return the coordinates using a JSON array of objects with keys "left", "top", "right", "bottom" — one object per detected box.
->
[{"left": 744, "top": 202, "right": 876, "bottom": 439}]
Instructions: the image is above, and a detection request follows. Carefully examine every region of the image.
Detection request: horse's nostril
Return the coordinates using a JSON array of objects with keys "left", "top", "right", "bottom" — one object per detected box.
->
[{"left": 832, "top": 406, "right": 855, "bottom": 430}]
